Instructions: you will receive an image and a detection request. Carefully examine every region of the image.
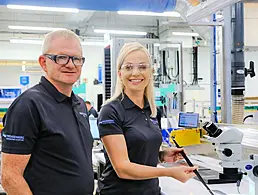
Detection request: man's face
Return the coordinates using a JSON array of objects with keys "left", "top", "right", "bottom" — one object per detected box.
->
[
  {"left": 39, "top": 36, "right": 83, "bottom": 85},
  {"left": 85, "top": 103, "right": 91, "bottom": 111}
]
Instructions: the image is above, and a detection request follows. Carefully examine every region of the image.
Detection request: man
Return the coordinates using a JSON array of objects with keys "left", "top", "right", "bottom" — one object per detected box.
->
[
  {"left": 85, "top": 101, "right": 98, "bottom": 118},
  {"left": 1, "top": 30, "right": 94, "bottom": 195}
]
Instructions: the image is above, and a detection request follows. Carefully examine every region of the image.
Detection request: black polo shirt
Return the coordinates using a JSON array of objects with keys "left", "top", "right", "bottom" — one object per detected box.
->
[
  {"left": 97, "top": 94, "right": 162, "bottom": 195},
  {"left": 2, "top": 76, "right": 94, "bottom": 195}
]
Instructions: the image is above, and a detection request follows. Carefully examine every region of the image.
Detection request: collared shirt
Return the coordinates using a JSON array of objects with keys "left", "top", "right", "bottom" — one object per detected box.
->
[
  {"left": 97, "top": 94, "right": 162, "bottom": 195},
  {"left": 89, "top": 107, "right": 98, "bottom": 118},
  {"left": 2, "top": 76, "right": 94, "bottom": 195}
]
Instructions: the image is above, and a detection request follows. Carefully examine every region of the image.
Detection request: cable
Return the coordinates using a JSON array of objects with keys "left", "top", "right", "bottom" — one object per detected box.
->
[
  {"left": 236, "top": 180, "right": 241, "bottom": 194},
  {"left": 172, "top": 139, "right": 215, "bottom": 195},
  {"left": 162, "top": 50, "right": 171, "bottom": 81},
  {"left": 171, "top": 50, "right": 179, "bottom": 78},
  {"left": 243, "top": 114, "right": 253, "bottom": 123}
]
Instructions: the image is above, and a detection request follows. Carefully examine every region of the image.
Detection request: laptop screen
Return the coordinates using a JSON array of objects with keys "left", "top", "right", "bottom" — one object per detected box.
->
[{"left": 178, "top": 112, "right": 199, "bottom": 128}]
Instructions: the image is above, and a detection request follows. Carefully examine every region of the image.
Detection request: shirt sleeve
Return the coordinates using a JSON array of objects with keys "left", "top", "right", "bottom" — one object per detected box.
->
[
  {"left": 92, "top": 108, "right": 98, "bottom": 118},
  {"left": 97, "top": 104, "right": 123, "bottom": 137},
  {"left": 2, "top": 96, "right": 40, "bottom": 154}
]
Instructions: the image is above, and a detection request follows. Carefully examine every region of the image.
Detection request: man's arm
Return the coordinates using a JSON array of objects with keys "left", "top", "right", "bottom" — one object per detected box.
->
[
  {"left": 90, "top": 107, "right": 98, "bottom": 118},
  {"left": 1, "top": 153, "right": 33, "bottom": 195}
]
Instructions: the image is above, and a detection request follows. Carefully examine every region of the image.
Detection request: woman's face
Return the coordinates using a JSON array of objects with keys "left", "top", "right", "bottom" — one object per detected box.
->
[{"left": 119, "top": 50, "right": 152, "bottom": 94}]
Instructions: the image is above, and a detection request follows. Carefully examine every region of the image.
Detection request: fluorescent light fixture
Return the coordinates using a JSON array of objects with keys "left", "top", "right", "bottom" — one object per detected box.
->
[
  {"left": 186, "top": 0, "right": 241, "bottom": 22},
  {"left": 7, "top": 4, "right": 79, "bottom": 13},
  {"left": 117, "top": 11, "right": 180, "bottom": 17},
  {"left": 10, "top": 39, "right": 43, "bottom": 44},
  {"left": 10, "top": 39, "right": 105, "bottom": 46},
  {"left": 8, "top": 25, "right": 66, "bottom": 31},
  {"left": 172, "top": 32, "right": 199, "bottom": 36},
  {"left": 81, "top": 42, "right": 105, "bottom": 46},
  {"left": 94, "top": 29, "right": 147, "bottom": 36}
]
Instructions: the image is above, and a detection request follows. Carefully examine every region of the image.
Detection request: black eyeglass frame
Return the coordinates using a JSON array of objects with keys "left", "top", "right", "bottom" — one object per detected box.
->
[{"left": 44, "top": 54, "right": 85, "bottom": 66}]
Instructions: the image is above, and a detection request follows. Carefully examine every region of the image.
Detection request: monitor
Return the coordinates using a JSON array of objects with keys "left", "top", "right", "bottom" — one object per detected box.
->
[
  {"left": 178, "top": 112, "right": 199, "bottom": 128},
  {"left": 89, "top": 118, "right": 100, "bottom": 140}
]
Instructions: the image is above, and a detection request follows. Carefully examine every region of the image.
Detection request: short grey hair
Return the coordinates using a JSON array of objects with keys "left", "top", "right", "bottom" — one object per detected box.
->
[{"left": 42, "top": 29, "right": 82, "bottom": 54}]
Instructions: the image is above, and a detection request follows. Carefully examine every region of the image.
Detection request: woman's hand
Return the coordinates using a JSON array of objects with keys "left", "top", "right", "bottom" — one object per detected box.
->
[
  {"left": 160, "top": 148, "right": 185, "bottom": 163},
  {"left": 168, "top": 166, "right": 197, "bottom": 183}
]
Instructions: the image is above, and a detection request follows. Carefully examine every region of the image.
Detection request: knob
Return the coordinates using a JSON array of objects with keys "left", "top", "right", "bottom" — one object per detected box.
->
[{"left": 222, "top": 148, "right": 233, "bottom": 157}]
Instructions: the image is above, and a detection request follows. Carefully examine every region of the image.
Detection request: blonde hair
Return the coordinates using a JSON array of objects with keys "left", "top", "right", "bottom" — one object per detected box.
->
[
  {"left": 42, "top": 29, "right": 82, "bottom": 54},
  {"left": 106, "top": 42, "right": 157, "bottom": 117}
]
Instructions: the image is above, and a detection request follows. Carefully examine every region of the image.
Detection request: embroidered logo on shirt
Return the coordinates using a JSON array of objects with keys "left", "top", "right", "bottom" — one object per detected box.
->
[
  {"left": 150, "top": 119, "right": 158, "bottom": 125},
  {"left": 99, "top": 120, "right": 115, "bottom": 125},
  {"left": 79, "top": 112, "right": 88, "bottom": 117},
  {"left": 2, "top": 133, "right": 24, "bottom": 142}
]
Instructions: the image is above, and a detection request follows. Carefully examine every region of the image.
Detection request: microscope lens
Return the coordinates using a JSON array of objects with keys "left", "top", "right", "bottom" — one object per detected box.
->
[{"left": 203, "top": 122, "right": 222, "bottom": 137}]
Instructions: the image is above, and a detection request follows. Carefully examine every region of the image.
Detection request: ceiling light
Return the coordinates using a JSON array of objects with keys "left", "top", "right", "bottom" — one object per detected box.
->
[
  {"left": 172, "top": 32, "right": 199, "bottom": 36},
  {"left": 81, "top": 42, "right": 105, "bottom": 46},
  {"left": 94, "top": 29, "right": 147, "bottom": 36},
  {"left": 10, "top": 39, "right": 43, "bottom": 44},
  {"left": 7, "top": 4, "right": 79, "bottom": 13},
  {"left": 10, "top": 39, "right": 105, "bottom": 46},
  {"left": 186, "top": 0, "right": 241, "bottom": 22},
  {"left": 117, "top": 11, "right": 180, "bottom": 17},
  {"left": 8, "top": 25, "right": 66, "bottom": 31}
]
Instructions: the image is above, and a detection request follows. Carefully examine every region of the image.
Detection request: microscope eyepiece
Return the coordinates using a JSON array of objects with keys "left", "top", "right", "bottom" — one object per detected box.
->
[{"left": 203, "top": 122, "right": 222, "bottom": 138}]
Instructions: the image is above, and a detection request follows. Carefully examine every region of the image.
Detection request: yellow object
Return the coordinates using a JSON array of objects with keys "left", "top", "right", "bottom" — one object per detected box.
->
[
  {"left": 170, "top": 128, "right": 201, "bottom": 147},
  {"left": 0, "top": 112, "right": 5, "bottom": 118},
  {"left": 0, "top": 123, "right": 3, "bottom": 131},
  {"left": 188, "top": 0, "right": 200, "bottom": 6}
]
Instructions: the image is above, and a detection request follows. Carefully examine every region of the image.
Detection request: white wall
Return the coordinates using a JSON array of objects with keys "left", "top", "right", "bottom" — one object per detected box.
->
[
  {"left": 183, "top": 47, "right": 211, "bottom": 102},
  {"left": 245, "top": 51, "right": 258, "bottom": 97},
  {"left": 0, "top": 42, "right": 104, "bottom": 107},
  {"left": 81, "top": 46, "right": 104, "bottom": 106},
  {"left": 180, "top": 47, "right": 258, "bottom": 112}
]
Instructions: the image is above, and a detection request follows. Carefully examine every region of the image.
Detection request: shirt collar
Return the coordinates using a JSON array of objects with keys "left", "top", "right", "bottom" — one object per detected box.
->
[
  {"left": 120, "top": 93, "right": 150, "bottom": 110},
  {"left": 39, "top": 76, "right": 79, "bottom": 104}
]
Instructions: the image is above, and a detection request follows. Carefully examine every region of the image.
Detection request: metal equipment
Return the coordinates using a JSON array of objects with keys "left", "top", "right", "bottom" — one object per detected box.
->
[{"left": 203, "top": 122, "right": 258, "bottom": 195}]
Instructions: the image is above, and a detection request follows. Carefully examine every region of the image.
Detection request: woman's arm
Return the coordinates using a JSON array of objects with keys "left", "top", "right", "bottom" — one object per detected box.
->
[{"left": 102, "top": 134, "right": 196, "bottom": 182}]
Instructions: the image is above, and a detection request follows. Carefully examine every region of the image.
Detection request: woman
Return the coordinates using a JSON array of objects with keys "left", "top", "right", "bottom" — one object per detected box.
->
[{"left": 97, "top": 42, "right": 197, "bottom": 195}]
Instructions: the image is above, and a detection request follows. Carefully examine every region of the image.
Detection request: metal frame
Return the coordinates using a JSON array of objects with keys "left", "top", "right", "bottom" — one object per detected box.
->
[{"left": 221, "top": 7, "right": 232, "bottom": 123}]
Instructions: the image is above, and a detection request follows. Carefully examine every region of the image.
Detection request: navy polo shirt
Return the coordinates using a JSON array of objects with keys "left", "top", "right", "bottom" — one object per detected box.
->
[
  {"left": 97, "top": 94, "right": 162, "bottom": 195},
  {"left": 2, "top": 76, "right": 94, "bottom": 195}
]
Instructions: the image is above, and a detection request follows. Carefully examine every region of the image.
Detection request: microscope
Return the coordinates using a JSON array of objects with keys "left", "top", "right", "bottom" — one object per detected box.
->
[{"left": 203, "top": 122, "right": 258, "bottom": 194}]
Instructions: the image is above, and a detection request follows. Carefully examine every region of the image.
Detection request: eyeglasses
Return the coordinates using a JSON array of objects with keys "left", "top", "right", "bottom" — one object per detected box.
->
[
  {"left": 44, "top": 54, "right": 85, "bottom": 66},
  {"left": 120, "top": 63, "right": 150, "bottom": 72}
]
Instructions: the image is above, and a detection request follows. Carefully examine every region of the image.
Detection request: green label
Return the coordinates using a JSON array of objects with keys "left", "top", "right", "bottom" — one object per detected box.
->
[{"left": 0, "top": 108, "right": 8, "bottom": 112}]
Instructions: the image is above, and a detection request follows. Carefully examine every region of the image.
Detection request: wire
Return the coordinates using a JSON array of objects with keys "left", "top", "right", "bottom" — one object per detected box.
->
[
  {"left": 162, "top": 50, "right": 172, "bottom": 81},
  {"left": 171, "top": 50, "right": 179, "bottom": 78},
  {"left": 236, "top": 180, "right": 241, "bottom": 194}
]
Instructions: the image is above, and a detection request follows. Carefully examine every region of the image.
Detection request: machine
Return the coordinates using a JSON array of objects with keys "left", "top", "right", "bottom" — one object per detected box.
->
[{"left": 203, "top": 122, "right": 258, "bottom": 194}]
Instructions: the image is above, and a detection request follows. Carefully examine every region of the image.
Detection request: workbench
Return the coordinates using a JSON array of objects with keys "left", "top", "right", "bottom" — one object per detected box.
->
[{"left": 93, "top": 152, "right": 251, "bottom": 195}]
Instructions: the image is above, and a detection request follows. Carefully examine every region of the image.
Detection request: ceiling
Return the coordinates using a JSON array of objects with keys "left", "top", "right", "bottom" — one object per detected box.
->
[
  {"left": 0, "top": 5, "right": 189, "bottom": 42},
  {"left": 0, "top": 2, "right": 257, "bottom": 46}
]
